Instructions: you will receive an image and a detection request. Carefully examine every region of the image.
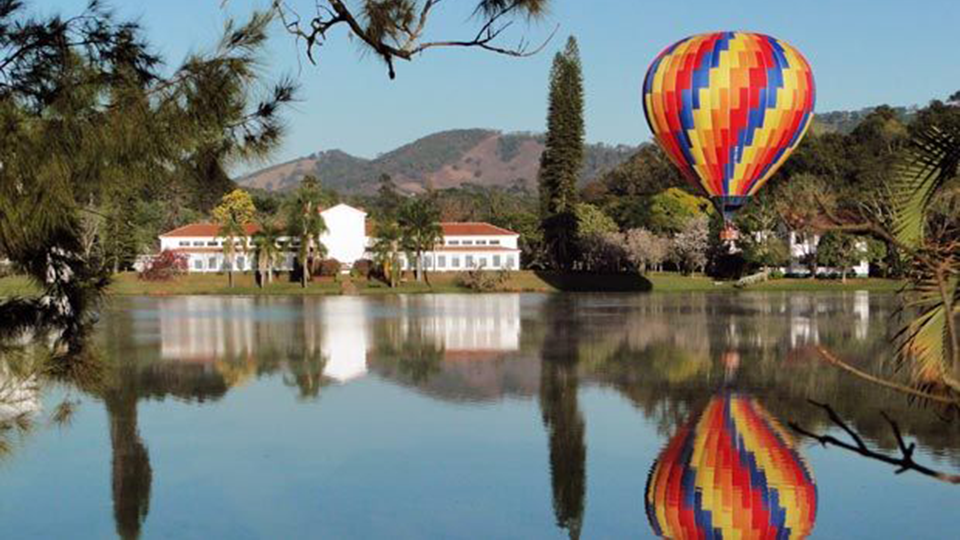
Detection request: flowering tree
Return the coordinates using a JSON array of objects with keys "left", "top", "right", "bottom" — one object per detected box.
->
[
  {"left": 670, "top": 217, "right": 710, "bottom": 274},
  {"left": 139, "top": 251, "right": 188, "bottom": 282},
  {"left": 624, "top": 228, "right": 669, "bottom": 274}
]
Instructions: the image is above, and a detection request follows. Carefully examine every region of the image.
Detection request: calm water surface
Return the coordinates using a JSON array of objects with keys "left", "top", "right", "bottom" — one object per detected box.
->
[{"left": 1, "top": 292, "right": 958, "bottom": 539}]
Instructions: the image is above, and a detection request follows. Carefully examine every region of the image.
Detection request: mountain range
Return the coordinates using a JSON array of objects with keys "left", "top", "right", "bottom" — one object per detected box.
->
[
  {"left": 237, "top": 129, "right": 636, "bottom": 194},
  {"left": 236, "top": 109, "right": 900, "bottom": 194}
]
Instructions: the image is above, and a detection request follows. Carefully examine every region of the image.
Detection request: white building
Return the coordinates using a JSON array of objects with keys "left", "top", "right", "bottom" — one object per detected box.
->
[
  {"left": 396, "top": 222, "right": 521, "bottom": 273},
  {"left": 157, "top": 203, "right": 521, "bottom": 273},
  {"left": 784, "top": 231, "right": 870, "bottom": 278}
]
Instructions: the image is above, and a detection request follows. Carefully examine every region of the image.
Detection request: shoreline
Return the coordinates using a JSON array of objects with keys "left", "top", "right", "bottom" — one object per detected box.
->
[{"left": 0, "top": 271, "right": 904, "bottom": 297}]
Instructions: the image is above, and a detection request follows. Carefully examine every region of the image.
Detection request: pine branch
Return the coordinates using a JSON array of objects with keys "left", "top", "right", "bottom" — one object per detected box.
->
[{"left": 265, "top": 0, "right": 556, "bottom": 79}]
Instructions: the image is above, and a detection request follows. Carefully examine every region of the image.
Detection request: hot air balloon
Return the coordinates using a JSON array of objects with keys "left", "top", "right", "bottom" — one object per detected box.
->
[
  {"left": 645, "top": 394, "right": 818, "bottom": 539},
  {"left": 642, "top": 32, "right": 815, "bottom": 225}
]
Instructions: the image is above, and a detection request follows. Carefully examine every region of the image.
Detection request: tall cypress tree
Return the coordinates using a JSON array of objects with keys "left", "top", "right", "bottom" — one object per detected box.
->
[{"left": 539, "top": 36, "right": 585, "bottom": 270}]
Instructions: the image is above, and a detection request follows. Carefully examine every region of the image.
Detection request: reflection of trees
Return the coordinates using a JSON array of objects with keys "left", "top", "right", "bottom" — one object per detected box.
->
[
  {"left": 284, "top": 349, "right": 329, "bottom": 400},
  {"left": 368, "top": 314, "right": 444, "bottom": 386},
  {"left": 104, "top": 384, "right": 151, "bottom": 540},
  {"left": 538, "top": 296, "right": 585, "bottom": 540}
]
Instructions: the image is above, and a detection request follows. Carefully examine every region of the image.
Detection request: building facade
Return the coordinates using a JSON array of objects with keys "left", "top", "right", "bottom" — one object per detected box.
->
[
  {"left": 398, "top": 223, "right": 521, "bottom": 273},
  {"left": 157, "top": 203, "right": 521, "bottom": 273},
  {"left": 784, "top": 231, "right": 870, "bottom": 277}
]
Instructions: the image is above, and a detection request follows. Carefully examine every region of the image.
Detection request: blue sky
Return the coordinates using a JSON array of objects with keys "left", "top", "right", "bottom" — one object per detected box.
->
[{"left": 48, "top": 0, "right": 960, "bottom": 171}]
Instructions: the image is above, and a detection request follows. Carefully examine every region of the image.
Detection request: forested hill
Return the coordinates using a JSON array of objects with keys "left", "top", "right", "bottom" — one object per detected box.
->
[
  {"left": 237, "top": 129, "right": 636, "bottom": 194},
  {"left": 813, "top": 106, "right": 917, "bottom": 134}
]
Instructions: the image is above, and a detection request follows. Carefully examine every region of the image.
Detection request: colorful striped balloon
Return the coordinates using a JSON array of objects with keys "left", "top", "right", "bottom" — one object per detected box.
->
[
  {"left": 645, "top": 394, "right": 818, "bottom": 539},
  {"left": 642, "top": 32, "right": 815, "bottom": 220}
]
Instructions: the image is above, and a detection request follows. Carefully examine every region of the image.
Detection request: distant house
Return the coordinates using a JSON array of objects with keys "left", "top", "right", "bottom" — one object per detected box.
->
[
  {"left": 783, "top": 230, "right": 870, "bottom": 277},
  {"left": 157, "top": 203, "right": 521, "bottom": 273}
]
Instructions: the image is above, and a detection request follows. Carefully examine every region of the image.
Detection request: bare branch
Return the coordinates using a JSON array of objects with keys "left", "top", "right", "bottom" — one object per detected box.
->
[{"left": 790, "top": 400, "right": 960, "bottom": 484}]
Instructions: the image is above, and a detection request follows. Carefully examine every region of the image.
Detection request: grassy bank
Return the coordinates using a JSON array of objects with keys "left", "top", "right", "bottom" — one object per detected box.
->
[{"left": 0, "top": 271, "right": 903, "bottom": 297}]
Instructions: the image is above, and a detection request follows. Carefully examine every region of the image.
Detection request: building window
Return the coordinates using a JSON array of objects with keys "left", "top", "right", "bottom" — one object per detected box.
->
[
  {"left": 207, "top": 241, "right": 218, "bottom": 247},
  {"left": 192, "top": 241, "right": 204, "bottom": 247},
  {"left": 236, "top": 256, "right": 245, "bottom": 270},
  {"left": 437, "top": 255, "right": 446, "bottom": 269},
  {"left": 466, "top": 255, "right": 474, "bottom": 268},
  {"left": 424, "top": 255, "right": 433, "bottom": 269},
  {"left": 506, "top": 255, "right": 516, "bottom": 269},
  {"left": 462, "top": 240, "right": 474, "bottom": 246},
  {"left": 208, "top": 257, "right": 217, "bottom": 270},
  {"left": 452, "top": 257, "right": 460, "bottom": 268},
  {"left": 479, "top": 257, "right": 487, "bottom": 268},
  {"left": 476, "top": 240, "right": 487, "bottom": 245},
  {"left": 493, "top": 255, "right": 501, "bottom": 267},
  {"left": 490, "top": 239, "right": 500, "bottom": 245},
  {"left": 178, "top": 241, "right": 189, "bottom": 247},
  {"left": 448, "top": 240, "right": 460, "bottom": 246},
  {"left": 193, "top": 259, "right": 202, "bottom": 270}
]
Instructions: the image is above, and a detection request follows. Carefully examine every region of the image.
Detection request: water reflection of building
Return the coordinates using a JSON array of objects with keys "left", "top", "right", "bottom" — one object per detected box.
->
[
  {"left": 853, "top": 291, "right": 870, "bottom": 341},
  {"left": 646, "top": 393, "right": 818, "bottom": 539},
  {"left": 158, "top": 297, "right": 259, "bottom": 361},
  {"left": 400, "top": 294, "right": 521, "bottom": 358},
  {"left": 156, "top": 296, "right": 370, "bottom": 384},
  {"left": 787, "top": 292, "right": 872, "bottom": 347},
  {"left": 316, "top": 297, "right": 370, "bottom": 383}
]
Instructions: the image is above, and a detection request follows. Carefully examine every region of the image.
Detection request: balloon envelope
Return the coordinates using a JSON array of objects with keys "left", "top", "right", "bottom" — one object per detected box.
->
[
  {"left": 642, "top": 32, "right": 815, "bottom": 219},
  {"left": 645, "top": 394, "right": 818, "bottom": 539}
]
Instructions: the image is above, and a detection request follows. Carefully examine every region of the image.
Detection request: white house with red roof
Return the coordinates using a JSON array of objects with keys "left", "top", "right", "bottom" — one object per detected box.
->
[
  {"left": 158, "top": 203, "right": 521, "bottom": 273},
  {"left": 398, "top": 222, "right": 521, "bottom": 273}
]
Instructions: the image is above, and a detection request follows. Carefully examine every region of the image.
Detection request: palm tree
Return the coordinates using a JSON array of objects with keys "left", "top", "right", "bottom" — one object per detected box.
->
[
  {"left": 286, "top": 176, "right": 328, "bottom": 288},
  {"left": 398, "top": 197, "right": 443, "bottom": 283},
  {"left": 371, "top": 220, "right": 403, "bottom": 288},
  {"left": 217, "top": 219, "right": 248, "bottom": 288},
  {"left": 886, "top": 127, "right": 959, "bottom": 393},
  {"left": 252, "top": 221, "right": 283, "bottom": 287},
  {"left": 824, "top": 124, "right": 960, "bottom": 402}
]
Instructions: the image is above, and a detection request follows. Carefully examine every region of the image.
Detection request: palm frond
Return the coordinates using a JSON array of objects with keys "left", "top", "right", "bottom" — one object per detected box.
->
[
  {"left": 890, "top": 126, "right": 960, "bottom": 249},
  {"left": 894, "top": 277, "right": 950, "bottom": 379}
]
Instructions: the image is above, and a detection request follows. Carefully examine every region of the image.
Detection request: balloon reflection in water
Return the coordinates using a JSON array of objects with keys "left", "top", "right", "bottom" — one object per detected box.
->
[{"left": 646, "top": 394, "right": 817, "bottom": 539}]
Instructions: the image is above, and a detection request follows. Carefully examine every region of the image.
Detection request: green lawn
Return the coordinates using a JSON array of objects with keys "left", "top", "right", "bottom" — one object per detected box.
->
[{"left": 0, "top": 270, "right": 903, "bottom": 298}]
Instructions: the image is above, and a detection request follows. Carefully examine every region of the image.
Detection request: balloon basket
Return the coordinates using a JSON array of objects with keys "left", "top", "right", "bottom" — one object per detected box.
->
[{"left": 719, "top": 223, "right": 739, "bottom": 243}]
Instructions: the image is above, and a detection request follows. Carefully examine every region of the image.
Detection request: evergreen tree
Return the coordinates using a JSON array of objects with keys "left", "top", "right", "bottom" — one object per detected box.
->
[
  {"left": 0, "top": 3, "right": 294, "bottom": 346},
  {"left": 539, "top": 36, "right": 585, "bottom": 270},
  {"left": 376, "top": 173, "right": 403, "bottom": 221}
]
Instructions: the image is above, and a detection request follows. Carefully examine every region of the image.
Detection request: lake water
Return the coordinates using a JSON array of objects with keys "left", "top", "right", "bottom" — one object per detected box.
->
[{"left": 1, "top": 293, "right": 958, "bottom": 539}]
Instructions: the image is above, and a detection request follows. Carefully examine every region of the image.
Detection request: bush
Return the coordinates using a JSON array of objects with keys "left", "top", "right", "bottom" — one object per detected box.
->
[
  {"left": 138, "top": 250, "right": 187, "bottom": 281},
  {"left": 317, "top": 258, "right": 341, "bottom": 277},
  {"left": 456, "top": 269, "right": 510, "bottom": 292},
  {"left": 769, "top": 269, "right": 785, "bottom": 279},
  {"left": 352, "top": 259, "right": 374, "bottom": 279}
]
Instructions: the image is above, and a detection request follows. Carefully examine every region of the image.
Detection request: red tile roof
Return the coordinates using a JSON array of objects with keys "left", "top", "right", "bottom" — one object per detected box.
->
[
  {"left": 160, "top": 222, "right": 261, "bottom": 238},
  {"left": 168, "top": 247, "right": 227, "bottom": 254},
  {"left": 433, "top": 246, "right": 518, "bottom": 253},
  {"left": 440, "top": 222, "right": 518, "bottom": 236},
  {"left": 163, "top": 220, "right": 518, "bottom": 238},
  {"left": 364, "top": 221, "right": 517, "bottom": 237}
]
